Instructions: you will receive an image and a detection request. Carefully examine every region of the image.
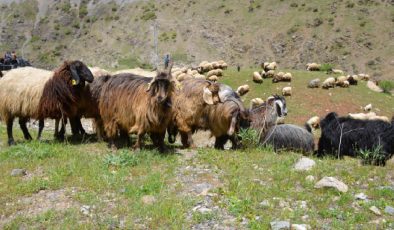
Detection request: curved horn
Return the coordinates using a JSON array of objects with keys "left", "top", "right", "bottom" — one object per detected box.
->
[{"left": 70, "top": 62, "right": 80, "bottom": 85}]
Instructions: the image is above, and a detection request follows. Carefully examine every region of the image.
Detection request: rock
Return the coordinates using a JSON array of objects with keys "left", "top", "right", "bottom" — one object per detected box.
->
[
  {"left": 141, "top": 195, "right": 156, "bottom": 205},
  {"left": 80, "top": 205, "right": 90, "bottom": 215},
  {"left": 314, "top": 177, "right": 348, "bottom": 192},
  {"left": 305, "top": 175, "right": 315, "bottom": 182},
  {"left": 384, "top": 206, "right": 394, "bottom": 215},
  {"left": 294, "top": 157, "right": 316, "bottom": 171},
  {"left": 369, "top": 206, "right": 381, "bottom": 216},
  {"left": 355, "top": 193, "right": 368, "bottom": 200},
  {"left": 270, "top": 220, "right": 290, "bottom": 230},
  {"left": 291, "top": 224, "right": 310, "bottom": 230},
  {"left": 197, "top": 207, "right": 212, "bottom": 214},
  {"left": 11, "top": 168, "right": 27, "bottom": 177},
  {"left": 260, "top": 200, "right": 270, "bottom": 208}
]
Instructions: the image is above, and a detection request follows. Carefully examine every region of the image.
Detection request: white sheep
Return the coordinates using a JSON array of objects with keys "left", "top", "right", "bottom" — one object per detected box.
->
[
  {"left": 282, "top": 86, "right": 292, "bottom": 96},
  {"left": 236, "top": 84, "right": 250, "bottom": 96},
  {"left": 306, "top": 116, "right": 320, "bottom": 130},
  {"left": 253, "top": 71, "right": 263, "bottom": 83},
  {"left": 332, "top": 69, "right": 344, "bottom": 74},
  {"left": 263, "top": 70, "right": 276, "bottom": 78},
  {"left": 336, "top": 76, "right": 349, "bottom": 87},
  {"left": 89, "top": 67, "right": 110, "bottom": 78},
  {"left": 358, "top": 73, "right": 370, "bottom": 81},
  {"left": 364, "top": 104, "right": 372, "bottom": 112},
  {"left": 306, "top": 63, "right": 321, "bottom": 71},
  {"left": 207, "top": 75, "right": 219, "bottom": 82},
  {"left": 322, "top": 77, "right": 336, "bottom": 89},
  {"left": 250, "top": 98, "right": 265, "bottom": 109},
  {"left": 206, "top": 69, "right": 223, "bottom": 77}
]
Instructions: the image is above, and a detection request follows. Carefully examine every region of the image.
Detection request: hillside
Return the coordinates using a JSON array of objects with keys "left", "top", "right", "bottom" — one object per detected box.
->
[{"left": 0, "top": 0, "right": 393, "bottom": 79}]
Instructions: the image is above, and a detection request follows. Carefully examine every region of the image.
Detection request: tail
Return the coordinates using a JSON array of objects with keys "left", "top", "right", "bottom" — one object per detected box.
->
[{"left": 227, "top": 111, "right": 239, "bottom": 136}]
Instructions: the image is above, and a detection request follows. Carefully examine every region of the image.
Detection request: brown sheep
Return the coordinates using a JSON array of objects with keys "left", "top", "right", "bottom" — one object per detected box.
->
[{"left": 99, "top": 68, "right": 176, "bottom": 151}]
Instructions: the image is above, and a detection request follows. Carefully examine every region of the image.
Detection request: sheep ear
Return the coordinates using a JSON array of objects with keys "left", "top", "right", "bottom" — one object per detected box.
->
[
  {"left": 70, "top": 63, "right": 80, "bottom": 85},
  {"left": 203, "top": 87, "right": 214, "bottom": 105}
]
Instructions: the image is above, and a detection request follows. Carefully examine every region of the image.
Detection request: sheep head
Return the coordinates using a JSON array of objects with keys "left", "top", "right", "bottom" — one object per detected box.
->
[
  {"left": 69, "top": 60, "right": 94, "bottom": 85},
  {"left": 203, "top": 81, "right": 221, "bottom": 105}
]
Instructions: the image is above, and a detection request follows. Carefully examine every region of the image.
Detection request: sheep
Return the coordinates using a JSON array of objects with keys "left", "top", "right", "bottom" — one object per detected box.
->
[
  {"left": 263, "top": 70, "right": 276, "bottom": 78},
  {"left": 332, "top": 69, "right": 344, "bottom": 74},
  {"left": 336, "top": 76, "right": 349, "bottom": 88},
  {"left": 306, "top": 116, "right": 320, "bottom": 130},
  {"left": 364, "top": 104, "right": 372, "bottom": 112},
  {"left": 112, "top": 68, "right": 156, "bottom": 78},
  {"left": 322, "top": 77, "right": 336, "bottom": 89},
  {"left": 170, "top": 79, "right": 222, "bottom": 148},
  {"left": 250, "top": 98, "right": 265, "bottom": 109},
  {"left": 348, "top": 112, "right": 390, "bottom": 123},
  {"left": 99, "top": 67, "right": 176, "bottom": 151},
  {"left": 282, "top": 86, "right": 292, "bottom": 96},
  {"left": 194, "top": 74, "right": 206, "bottom": 80},
  {"left": 177, "top": 73, "right": 193, "bottom": 81},
  {"left": 317, "top": 112, "right": 394, "bottom": 166},
  {"left": 308, "top": 78, "right": 321, "bottom": 88},
  {"left": 89, "top": 66, "right": 110, "bottom": 78},
  {"left": 358, "top": 73, "right": 370, "bottom": 81},
  {"left": 206, "top": 69, "right": 223, "bottom": 77},
  {"left": 236, "top": 84, "right": 250, "bottom": 96},
  {"left": 346, "top": 75, "right": 358, "bottom": 85},
  {"left": 207, "top": 75, "right": 219, "bottom": 82},
  {"left": 273, "top": 72, "right": 292, "bottom": 83},
  {"left": 0, "top": 61, "right": 94, "bottom": 145},
  {"left": 306, "top": 63, "right": 321, "bottom": 71},
  {"left": 263, "top": 62, "right": 277, "bottom": 71},
  {"left": 253, "top": 71, "right": 263, "bottom": 83},
  {"left": 276, "top": 117, "right": 285, "bottom": 125},
  {"left": 260, "top": 124, "right": 315, "bottom": 153}
]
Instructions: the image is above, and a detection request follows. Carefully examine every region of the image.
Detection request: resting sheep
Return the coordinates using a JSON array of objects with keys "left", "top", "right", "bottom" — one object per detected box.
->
[
  {"left": 317, "top": 112, "right": 394, "bottom": 165},
  {"left": 0, "top": 61, "right": 93, "bottom": 145},
  {"left": 99, "top": 67, "right": 176, "bottom": 151},
  {"left": 282, "top": 87, "right": 292, "bottom": 96},
  {"left": 236, "top": 84, "right": 250, "bottom": 96}
]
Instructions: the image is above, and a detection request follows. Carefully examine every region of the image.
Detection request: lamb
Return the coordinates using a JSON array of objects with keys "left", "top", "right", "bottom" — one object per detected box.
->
[
  {"left": 273, "top": 72, "right": 292, "bottom": 83},
  {"left": 306, "top": 116, "right": 320, "bottom": 130},
  {"left": 0, "top": 61, "right": 94, "bottom": 145},
  {"left": 99, "top": 67, "right": 177, "bottom": 151},
  {"left": 250, "top": 98, "right": 265, "bottom": 109},
  {"left": 253, "top": 71, "right": 263, "bottom": 83},
  {"left": 236, "top": 84, "right": 250, "bottom": 96},
  {"left": 364, "top": 104, "right": 372, "bottom": 112},
  {"left": 306, "top": 63, "right": 321, "bottom": 71},
  {"left": 260, "top": 124, "right": 315, "bottom": 153},
  {"left": 317, "top": 112, "right": 394, "bottom": 165},
  {"left": 282, "top": 86, "right": 292, "bottom": 96},
  {"left": 308, "top": 78, "right": 321, "bottom": 88},
  {"left": 170, "top": 79, "right": 221, "bottom": 148},
  {"left": 322, "top": 77, "right": 336, "bottom": 89}
]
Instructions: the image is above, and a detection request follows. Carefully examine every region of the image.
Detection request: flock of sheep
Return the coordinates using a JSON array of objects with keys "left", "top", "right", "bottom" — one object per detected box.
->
[{"left": 0, "top": 59, "right": 392, "bottom": 166}]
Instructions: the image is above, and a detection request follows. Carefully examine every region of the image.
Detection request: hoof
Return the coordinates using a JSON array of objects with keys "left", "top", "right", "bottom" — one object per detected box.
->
[{"left": 8, "top": 139, "right": 15, "bottom": 146}]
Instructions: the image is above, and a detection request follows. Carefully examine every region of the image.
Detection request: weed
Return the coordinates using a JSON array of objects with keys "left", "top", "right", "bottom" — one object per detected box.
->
[
  {"left": 358, "top": 145, "right": 386, "bottom": 166},
  {"left": 379, "top": 80, "right": 394, "bottom": 94},
  {"left": 238, "top": 128, "right": 259, "bottom": 148},
  {"left": 320, "top": 63, "right": 333, "bottom": 72}
]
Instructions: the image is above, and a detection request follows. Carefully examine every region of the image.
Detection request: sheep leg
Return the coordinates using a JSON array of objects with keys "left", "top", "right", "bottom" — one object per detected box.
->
[
  {"left": 214, "top": 136, "right": 227, "bottom": 150},
  {"left": 151, "top": 132, "right": 167, "bottom": 153},
  {"left": 119, "top": 129, "right": 130, "bottom": 147},
  {"left": 133, "top": 131, "right": 145, "bottom": 151},
  {"left": 18, "top": 117, "right": 32, "bottom": 140},
  {"left": 94, "top": 118, "right": 105, "bottom": 141},
  {"left": 6, "top": 117, "right": 15, "bottom": 146},
  {"left": 55, "top": 118, "right": 67, "bottom": 141},
  {"left": 180, "top": 131, "right": 195, "bottom": 148},
  {"left": 37, "top": 119, "right": 44, "bottom": 140}
]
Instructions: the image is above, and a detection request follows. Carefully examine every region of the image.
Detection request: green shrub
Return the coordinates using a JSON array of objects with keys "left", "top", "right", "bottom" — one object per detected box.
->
[
  {"left": 379, "top": 80, "right": 394, "bottom": 94},
  {"left": 358, "top": 145, "right": 386, "bottom": 166},
  {"left": 238, "top": 128, "right": 259, "bottom": 148},
  {"left": 320, "top": 63, "right": 333, "bottom": 72}
]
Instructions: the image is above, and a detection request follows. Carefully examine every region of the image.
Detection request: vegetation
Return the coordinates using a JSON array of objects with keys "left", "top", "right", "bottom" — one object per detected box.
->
[{"left": 379, "top": 80, "right": 394, "bottom": 94}]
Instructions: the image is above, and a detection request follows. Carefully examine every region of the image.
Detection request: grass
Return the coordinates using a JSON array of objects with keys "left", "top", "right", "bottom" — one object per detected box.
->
[{"left": 0, "top": 68, "right": 393, "bottom": 228}]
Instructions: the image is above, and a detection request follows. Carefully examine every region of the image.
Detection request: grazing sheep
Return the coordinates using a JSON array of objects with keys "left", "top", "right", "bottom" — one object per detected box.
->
[
  {"left": 322, "top": 77, "right": 336, "bottom": 89},
  {"left": 261, "top": 124, "right": 315, "bottom": 153},
  {"left": 206, "top": 69, "right": 223, "bottom": 77},
  {"left": 263, "top": 70, "right": 275, "bottom": 78},
  {"left": 250, "top": 98, "right": 265, "bottom": 109},
  {"left": 282, "top": 86, "right": 292, "bottom": 96},
  {"left": 336, "top": 76, "right": 349, "bottom": 88},
  {"left": 99, "top": 67, "right": 176, "bottom": 151},
  {"left": 236, "top": 84, "right": 250, "bottom": 96},
  {"left": 364, "top": 104, "right": 372, "bottom": 112},
  {"left": 273, "top": 72, "right": 292, "bottom": 83},
  {"left": 177, "top": 73, "right": 193, "bottom": 81},
  {"left": 0, "top": 61, "right": 93, "bottom": 145},
  {"left": 262, "top": 62, "right": 277, "bottom": 71},
  {"left": 306, "top": 63, "right": 321, "bottom": 71},
  {"left": 194, "top": 74, "right": 206, "bottom": 80},
  {"left": 171, "top": 79, "right": 221, "bottom": 148},
  {"left": 346, "top": 75, "right": 358, "bottom": 85},
  {"left": 207, "top": 75, "right": 219, "bottom": 82},
  {"left": 253, "top": 71, "right": 263, "bottom": 83},
  {"left": 317, "top": 112, "right": 394, "bottom": 165},
  {"left": 308, "top": 78, "right": 321, "bottom": 88},
  {"left": 306, "top": 116, "right": 320, "bottom": 130}
]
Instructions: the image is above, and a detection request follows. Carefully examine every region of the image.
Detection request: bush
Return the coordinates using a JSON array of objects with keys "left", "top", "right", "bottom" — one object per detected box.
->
[
  {"left": 359, "top": 145, "right": 386, "bottom": 166},
  {"left": 379, "top": 80, "right": 394, "bottom": 94},
  {"left": 320, "top": 63, "right": 333, "bottom": 72},
  {"left": 238, "top": 128, "right": 259, "bottom": 149}
]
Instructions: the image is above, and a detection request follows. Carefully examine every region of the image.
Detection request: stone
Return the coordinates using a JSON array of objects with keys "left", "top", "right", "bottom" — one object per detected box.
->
[
  {"left": 141, "top": 195, "right": 156, "bottom": 205},
  {"left": 197, "top": 207, "right": 212, "bottom": 214},
  {"left": 270, "top": 221, "right": 290, "bottom": 230},
  {"left": 305, "top": 175, "right": 315, "bottom": 182},
  {"left": 294, "top": 157, "right": 316, "bottom": 171},
  {"left": 291, "top": 224, "right": 310, "bottom": 230},
  {"left": 260, "top": 200, "right": 270, "bottom": 208},
  {"left": 384, "top": 206, "right": 394, "bottom": 215},
  {"left": 369, "top": 206, "right": 381, "bottom": 216},
  {"left": 80, "top": 205, "right": 90, "bottom": 215},
  {"left": 355, "top": 193, "right": 367, "bottom": 200},
  {"left": 11, "top": 168, "right": 27, "bottom": 177},
  {"left": 314, "top": 177, "right": 348, "bottom": 192}
]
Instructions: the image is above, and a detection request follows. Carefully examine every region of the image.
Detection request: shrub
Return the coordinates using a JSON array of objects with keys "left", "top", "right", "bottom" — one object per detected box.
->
[
  {"left": 379, "top": 80, "right": 394, "bottom": 94},
  {"left": 358, "top": 145, "right": 386, "bottom": 166},
  {"left": 238, "top": 128, "right": 259, "bottom": 149},
  {"left": 320, "top": 63, "right": 333, "bottom": 72}
]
